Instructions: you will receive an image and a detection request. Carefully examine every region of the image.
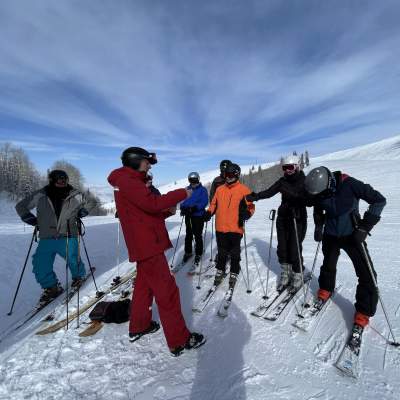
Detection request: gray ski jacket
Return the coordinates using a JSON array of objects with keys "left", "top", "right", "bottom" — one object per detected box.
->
[{"left": 15, "top": 187, "right": 96, "bottom": 239}]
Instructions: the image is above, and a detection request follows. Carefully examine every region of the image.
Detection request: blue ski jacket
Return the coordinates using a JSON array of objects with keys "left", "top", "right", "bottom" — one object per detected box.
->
[{"left": 181, "top": 184, "right": 208, "bottom": 217}]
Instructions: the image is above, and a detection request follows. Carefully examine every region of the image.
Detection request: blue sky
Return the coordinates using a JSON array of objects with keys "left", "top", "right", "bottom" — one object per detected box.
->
[{"left": 0, "top": 1, "right": 399, "bottom": 185}]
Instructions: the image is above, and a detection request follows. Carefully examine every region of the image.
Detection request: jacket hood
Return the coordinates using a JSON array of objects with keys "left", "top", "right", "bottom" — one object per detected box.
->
[{"left": 108, "top": 166, "right": 147, "bottom": 187}]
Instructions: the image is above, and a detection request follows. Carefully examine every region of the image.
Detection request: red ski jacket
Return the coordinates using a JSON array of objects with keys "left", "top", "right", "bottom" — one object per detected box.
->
[{"left": 108, "top": 167, "right": 187, "bottom": 262}]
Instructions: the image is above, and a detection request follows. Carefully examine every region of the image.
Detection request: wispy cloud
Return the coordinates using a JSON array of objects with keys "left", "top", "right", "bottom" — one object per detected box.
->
[{"left": 0, "top": 0, "right": 399, "bottom": 182}]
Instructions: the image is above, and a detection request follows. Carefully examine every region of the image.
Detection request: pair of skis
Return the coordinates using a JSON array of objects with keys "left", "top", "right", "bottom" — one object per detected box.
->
[
  {"left": 36, "top": 270, "right": 136, "bottom": 336},
  {"left": 291, "top": 286, "right": 362, "bottom": 378},
  {"left": 250, "top": 273, "right": 312, "bottom": 321}
]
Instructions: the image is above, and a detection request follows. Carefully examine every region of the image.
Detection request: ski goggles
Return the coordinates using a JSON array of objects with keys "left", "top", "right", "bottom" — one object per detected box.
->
[
  {"left": 282, "top": 164, "right": 296, "bottom": 172},
  {"left": 225, "top": 172, "right": 239, "bottom": 179},
  {"left": 188, "top": 177, "right": 200, "bottom": 184},
  {"left": 143, "top": 152, "right": 157, "bottom": 165}
]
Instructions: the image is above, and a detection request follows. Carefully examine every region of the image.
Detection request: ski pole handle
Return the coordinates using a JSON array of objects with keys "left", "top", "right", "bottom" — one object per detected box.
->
[{"left": 269, "top": 209, "right": 276, "bottom": 221}]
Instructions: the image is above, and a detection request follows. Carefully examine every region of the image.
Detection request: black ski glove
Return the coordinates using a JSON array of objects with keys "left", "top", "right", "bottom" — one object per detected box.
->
[
  {"left": 353, "top": 212, "right": 380, "bottom": 243},
  {"left": 180, "top": 207, "right": 188, "bottom": 217},
  {"left": 203, "top": 211, "right": 212, "bottom": 222},
  {"left": 78, "top": 208, "right": 89, "bottom": 218},
  {"left": 239, "top": 198, "right": 252, "bottom": 222},
  {"left": 21, "top": 212, "right": 38, "bottom": 227},
  {"left": 353, "top": 227, "right": 368, "bottom": 243},
  {"left": 246, "top": 192, "right": 259, "bottom": 202}
]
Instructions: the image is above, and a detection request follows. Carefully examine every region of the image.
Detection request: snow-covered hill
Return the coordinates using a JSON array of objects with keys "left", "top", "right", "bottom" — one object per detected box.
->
[{"left": 0, "top": 136, "right": 400, "bottom": 400}]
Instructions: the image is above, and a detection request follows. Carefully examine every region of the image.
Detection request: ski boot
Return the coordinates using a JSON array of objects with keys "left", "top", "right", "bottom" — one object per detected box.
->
[
  {"left": 228, "top": 272, "right": 239, "bottom": 290},
  {"left": 290, "top": 271, "right": 303, "bottom": 293},
  {"left": 213, "top": 269, "right": 225, "bottom": 287},
  {"left": 39, "top": 283, "right": 64, "bottom": 305},
  {"left": 170, "top": 332, "right": 206, "bottom": 357},
  {"left": 194, "top": 255, "right": 201, "bottom": 266},
  {"left": 71, "top": 276, "right": 85, "bottom": 288},
  {"left": 276, "top": 263, "right": 291, "bottom": 292},
  {"left": 182, "top": 253, "right": 193, "bottom": 264},
  {"left": 129, "top": 321, "right": 160, "bottom": 343}
]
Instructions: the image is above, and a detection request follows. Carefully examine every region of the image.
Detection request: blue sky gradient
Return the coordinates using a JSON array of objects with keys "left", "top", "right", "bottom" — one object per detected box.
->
[{"left": 0, "top": 0, "right": 399, "bottom": 185}]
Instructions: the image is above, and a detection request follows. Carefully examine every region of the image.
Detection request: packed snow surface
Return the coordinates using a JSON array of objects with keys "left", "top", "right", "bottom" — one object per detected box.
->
[{"left": 0, "top": 136, "right": 400, "bottom": 400}]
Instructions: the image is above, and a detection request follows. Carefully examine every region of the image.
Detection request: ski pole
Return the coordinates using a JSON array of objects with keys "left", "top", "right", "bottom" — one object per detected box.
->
[
  {"left": 351, "top": 215, "right": 399, "bottom": 347},
  {"left": 263, "top": 209, "right": 276, "bottom": 300},
  {"left": 116, "top": 217, "right": 121, "bottom": 282},
  {"left": 196, "top": 221, "right": 208, "bottom": 290},
  {"left": 76, "top": 226, "right": 81, "bottom": 329},
  {"left": 253, "top": 252, "right": 268, "bottom": 299},
  {"left": 77, "top": 219, "right": 100, "bottom": 295},
  {"left": 243, "top": 224, "right": 251, "bottom": 294},
  {"left": 7, "top": 227, "right": 38, "bottom": 316},
  {"left": 65, "top": 223, "right": 70, "bottom": 331},
  {"left": 210, "top": 216, "right": 214, "bottom": 264},
  {"left": 170, "top": 215, "right": 184, "bottom": 269},
  {"left": 299, "top": 240, "right": 321, "bottom": 317},
  {"left": 293, "top": 215, "right": 306, "bottom": 301}
]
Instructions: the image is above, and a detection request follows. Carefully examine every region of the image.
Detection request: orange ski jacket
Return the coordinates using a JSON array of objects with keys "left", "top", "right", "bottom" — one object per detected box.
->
[{"left": 208, "top": 181, "right": 255, "bottom": 234}]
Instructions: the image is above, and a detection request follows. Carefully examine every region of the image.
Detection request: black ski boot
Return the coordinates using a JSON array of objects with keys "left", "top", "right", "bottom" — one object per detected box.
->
[
  {"left": 39, "top": 283, "right": 64, "bottom": 305},
  {"left": 228, "top": 272, "right": 239, "bottom": 290},
  {"left": 71, "top": 277, "right": 85, "bottom": 288},
  {"left": 129, "top": 321, "right": 160, "bottom": 343},
  {"left": 170, "top": 332, "right": 206, "bottom": 357},
  {"left": 194, "top": 255, "right": 201, "bottom": 266},
  {"left": 213, "top": 269, "right": 225, "bottom": 286},
  {"left": 182, "top": 253, "right": 193, "bottom": 264}
]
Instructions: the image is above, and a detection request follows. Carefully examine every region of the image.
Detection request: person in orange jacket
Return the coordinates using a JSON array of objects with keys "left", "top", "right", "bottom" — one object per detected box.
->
[{"left": 204, "top": 163, "right": 255, "bottom": 292}]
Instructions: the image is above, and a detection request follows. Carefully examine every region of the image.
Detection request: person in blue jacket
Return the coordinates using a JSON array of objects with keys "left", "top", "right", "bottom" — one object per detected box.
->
[
  {"left": 305, "top": 166, "right": 386, "bottom": 332},
  {"left": 180, "top": 172, "right": 209, "bottom": 266}
]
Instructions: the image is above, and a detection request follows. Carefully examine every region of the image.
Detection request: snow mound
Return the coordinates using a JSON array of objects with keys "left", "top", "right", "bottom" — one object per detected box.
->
[{"left": 314, "top": 134, "right": 400, "bottom": 162}]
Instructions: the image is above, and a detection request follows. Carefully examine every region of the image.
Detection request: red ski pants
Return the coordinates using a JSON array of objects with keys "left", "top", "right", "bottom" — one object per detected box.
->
[{"left": 129, "top": 252, "right": 190, "bottom": 349}]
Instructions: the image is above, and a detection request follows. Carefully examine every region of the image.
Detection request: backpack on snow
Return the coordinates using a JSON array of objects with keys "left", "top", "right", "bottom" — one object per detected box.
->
[{"left": 88, "top": 299, "right": 131, "bottom": 324}]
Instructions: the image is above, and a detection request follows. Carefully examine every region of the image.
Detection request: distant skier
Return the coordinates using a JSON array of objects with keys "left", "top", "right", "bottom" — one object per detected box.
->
[
  {"left": 246, "top": 155, "right": 308, "bottom": 292},
  {"left": 180, "top": 172, "right": 209, "bottom": 268},
  {"left": 108, "top": 147, "right": 205, "bottom": 356},
  {"left": 304, "top": 166, "right": 386, "bottom": 333},
  {"left": 204, "top": 163, "right": 255, "bottom": 296},
  {"left": 15, "top": 170, "right": 94, "bottom": 304}
]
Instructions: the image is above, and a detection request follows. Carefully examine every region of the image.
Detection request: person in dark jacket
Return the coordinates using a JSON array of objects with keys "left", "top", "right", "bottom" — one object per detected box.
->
[
  {"left": 180, "top": 172, "right": 209, "bottom": 267},
  {"left": 108, "top": 147, "right": 205, "bottom": 356},
  {"left": 145, "top": 171, "right": 161, "bottom": 196},
  {"left": 305, "top": 166, "right": 386, "bottom": 330},
  {"left": 15, "top": 170, "right": 93, "bottom": 304},
  {"left": 209, "top": 160, "right": 231, "bottom": 202},
  {"left": 246, "top": 155, "right": 308, "bottom": 292}
]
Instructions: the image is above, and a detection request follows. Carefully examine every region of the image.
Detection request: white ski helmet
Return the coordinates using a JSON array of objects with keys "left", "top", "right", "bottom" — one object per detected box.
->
[{"left": 282, "top": 154, "right": 299, "bottom": 165}]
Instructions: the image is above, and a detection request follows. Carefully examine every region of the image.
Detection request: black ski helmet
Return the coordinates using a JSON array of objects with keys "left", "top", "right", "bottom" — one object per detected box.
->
[
  {"left": 48, "top": 170, "right": 69, "bottom": 185},
  {"left": 305, "top": 166, "right": 335, "bottom": 195},
  {"left": 225, "top": 163, "right": 241, "bottom": 181},
  {"left": 220, "top": 159, "right": 232, "bottom": 173},
  {"left": 121, "top": 147, "right": 157, "bottom": 170},
  {"left": 188, "top": 172, "right": 200, "bottom": 184}
]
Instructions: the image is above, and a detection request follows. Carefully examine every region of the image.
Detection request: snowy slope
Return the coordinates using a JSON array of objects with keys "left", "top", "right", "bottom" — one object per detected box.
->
[{"left": 0, "top": 138, "right": 400, "bottom": 400}]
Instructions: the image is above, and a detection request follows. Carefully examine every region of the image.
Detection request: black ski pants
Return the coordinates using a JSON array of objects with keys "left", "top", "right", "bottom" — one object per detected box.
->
[
  {"left": 276, "top": 215, "right": 307, "bottom": 273},
  {"left": 215, "top": 232, "right": 242, "bottom": 274},
  {"left": 319, "top": 234, "right": 378, "bottom": 317},
  {"left": 184, "top": 216, "right": 204, "bottom": 256}
]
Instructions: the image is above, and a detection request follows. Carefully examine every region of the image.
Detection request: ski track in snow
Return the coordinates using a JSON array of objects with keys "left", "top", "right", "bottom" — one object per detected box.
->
[{"left": 0, "top": 151, "right": 400, "bottom": 399}]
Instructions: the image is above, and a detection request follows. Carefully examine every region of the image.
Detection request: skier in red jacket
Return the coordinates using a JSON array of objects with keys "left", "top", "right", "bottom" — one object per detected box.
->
[{"left": 108, "top": 147, "right": 205, "bottom": 356}]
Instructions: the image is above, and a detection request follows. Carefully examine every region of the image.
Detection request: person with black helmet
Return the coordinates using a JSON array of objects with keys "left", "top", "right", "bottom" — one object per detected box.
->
[
  {"left": 246, "top": 155, "right": 308, "bottom": 293},
  {"left": 145, "top": 171, "right": 161, "bottom": 196},
  {"left": 15, "top": 170, "right": 95, "bottom": 305},
  {"left": 108, "top": 147, "right": 205, "bottom": 356},
  {"left": 209, "top": 160, "right": 232, "bottom": 202},
  {"left": 204, "top": 163, "right": 255, "bottom": 296},
  {"left": 304, "top": 166, "right": 386, "bottom": 334},
  {"left": 179, "top": 172, "right": 209, "bottom": 269}
]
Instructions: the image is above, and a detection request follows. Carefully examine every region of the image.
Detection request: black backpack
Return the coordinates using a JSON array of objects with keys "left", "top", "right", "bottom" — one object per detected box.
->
[{"left": 89, "top": 299, "right": 131, "bottom": 324}]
